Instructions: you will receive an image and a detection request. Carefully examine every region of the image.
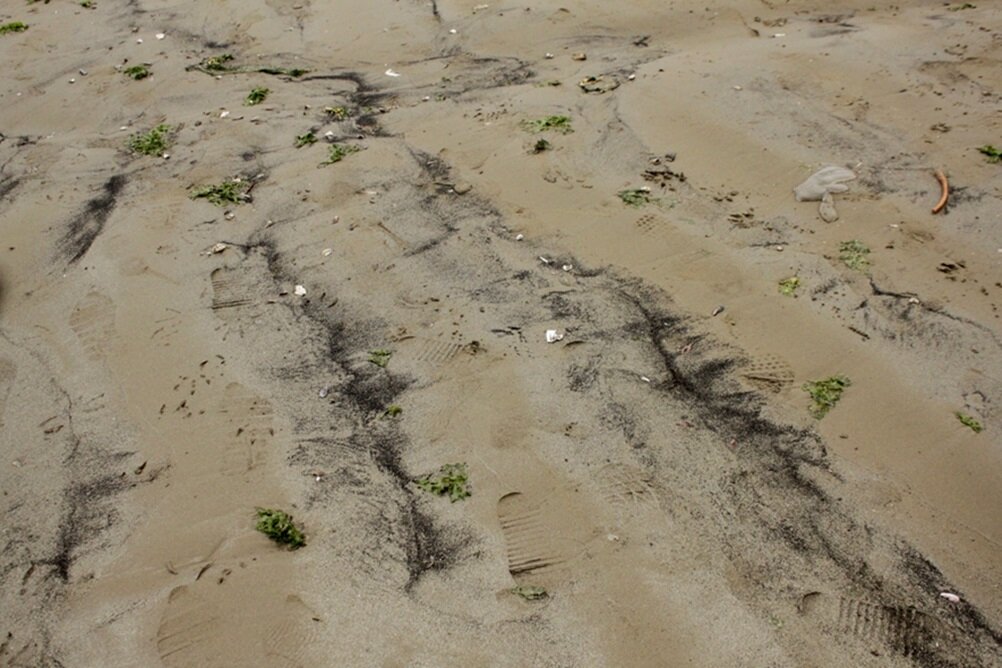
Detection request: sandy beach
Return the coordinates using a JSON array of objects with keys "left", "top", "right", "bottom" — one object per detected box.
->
[{"left": 1, "top": 0, "right": 1001, "bottom": 666}]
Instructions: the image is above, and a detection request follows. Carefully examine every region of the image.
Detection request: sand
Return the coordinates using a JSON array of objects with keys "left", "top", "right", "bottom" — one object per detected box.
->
[{"left": 1, "top": 0, "right": 1001, "bottom": 666}]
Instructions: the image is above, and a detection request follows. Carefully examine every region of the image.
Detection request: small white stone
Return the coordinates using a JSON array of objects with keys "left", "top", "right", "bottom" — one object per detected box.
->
[
  {"left": 294, "top": 285, "right": 307, "bottom": 296},
  {"left": 155, "top": 32, "right": 166, "bottom": 39}
]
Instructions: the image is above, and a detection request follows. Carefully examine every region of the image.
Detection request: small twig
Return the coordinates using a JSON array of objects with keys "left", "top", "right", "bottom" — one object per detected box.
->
[{"left": 932, "top": 169, "right": 949, "bottom": 214}]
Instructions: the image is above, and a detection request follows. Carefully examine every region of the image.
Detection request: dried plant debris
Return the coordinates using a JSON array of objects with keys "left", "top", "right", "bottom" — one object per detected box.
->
[
  {"left": 368, "top": 349, "right": 392, "bottom": 367},
  {"left": 323, "top": 143, "right": 361, "bottom": 165},
  {"left": 295, "top": 131, "right": 317, "bottom": 148},
  {"left": 618, "top": 188, "right": 656, "bottom": 207},
  {"left": 123, "top": 64, "right": 151, "bottom": 80},
  {"left": 254, "top": 508, "right": 306, "bottom": 549},
  {"left": 415, "top": 463, "right": 471, "bottom": 502},
  {"left": 0, "top": 22, "right": 29, "bottom": 35},
  {"left": 838, "top": 240, "right": 870, "bottom": 272},
  {"left": 976, "top": 145, "right": 1001, "bottom": 164},
  {"left": 245, "top": 86, "right": 270, "bottom": 106},
  {"left": 521, "top": 115, "right": 573, "bottom": 134},
  {"left": 955, "top": 412, "right": 983, "bottom": 433},
  {"left": 511, "top": 585, "right": 548, "bottom": 600},
  {"left": 324, "top": 106, "right": 350, "bottom": 120},
  {"left": 190, "top": 178, "right": 252, "bottom": 206},
  {"left": 778, "top": 277, "right": 800, "bottom": 296},
  {"left": 803, "top": 376, "right": 851, "bottom": 419},
  {"left": 127, "top": 123, "right": 174, "bottom": 156}
]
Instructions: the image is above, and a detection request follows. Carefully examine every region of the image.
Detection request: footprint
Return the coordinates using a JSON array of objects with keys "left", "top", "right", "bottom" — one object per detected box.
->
[
  {"left": 0, "top": 357, "right": 15, "bottom": 430},
  {"left": 395, "top": 336, "right": 466, "bottom": 365},
  {"left": 210, "top": 267, "right": 255, "bottom": 311},
  {"left": 799, "top": 592, "right": 947, "bottom": 658},
  {"left": 634, "top": 213, "right": 665, "bottom": 235},
  {"left": 217, "top": 382, "right": 274, "bottom": 477},
  {"left": 262, "top": 594, "right": 324, "bottom": 667},
  {"left": 740, "top": 354, "right": 795, "bottom": 393},
  {"left": 497, "top": 491, "right": 586, "bottom": 579},
  {"left": 69, "top": 291, "right": 116, "bottom": 362},
  {"left": 156, "top": 585, "right": 226, "bottom": 667},
  {"left": 595, "top": 463, "right": 659, "bottom": 518}
]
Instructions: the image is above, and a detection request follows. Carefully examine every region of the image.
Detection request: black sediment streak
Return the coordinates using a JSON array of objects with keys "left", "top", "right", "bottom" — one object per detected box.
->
[{"left": 60, "top": 175, "right": 127, "bottom": 264}]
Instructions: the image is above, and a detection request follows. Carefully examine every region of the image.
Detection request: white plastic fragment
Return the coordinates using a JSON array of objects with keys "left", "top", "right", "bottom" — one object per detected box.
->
[
  {"left": 940, "top": 592, "right": 960, "bottom": 603},
  {"left": 136, "top": 38, "right": 143, "bottom": 43},
  {"left": 385, "top": 68, "right": 401, "bottom": 77},
  {"left": 294, "top": 285, "right": 307, "bottom": 296},
  {"left": 562, "top": 264, "right": 573, "bottom": 272},
  {"left": 449, "top": 29, "right": 457, "bottom": 34},
  {"left": 539, "top": 256, "right": 551, "bottom": 264},
  {"left": 640, "top": 376, "right": 651, "bottom": 383},
  {"left": 155, "top": 33, "right": 166, "bottom": 39},
  {"left": 515, "top": 234, "right": 524, "bottom": 241},
  {"left": 545, "top": 329, "right": 564, "bottom": 343},
  {"left": 209, "top": 242, "right": 227, "bottom": 254},
  {"left": 322, "top": 248, "right": 333, "bottom": 257},
  {"left": 220, "top": 110, "right": 230, "bottom": 118}
]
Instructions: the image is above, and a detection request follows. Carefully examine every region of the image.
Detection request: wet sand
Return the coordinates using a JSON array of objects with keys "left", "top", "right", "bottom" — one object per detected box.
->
[{"left": 1, "top": 0, "right": 1001, "bottom": 666}]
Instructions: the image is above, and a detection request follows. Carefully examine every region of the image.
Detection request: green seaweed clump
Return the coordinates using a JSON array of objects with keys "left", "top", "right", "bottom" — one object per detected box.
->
[
  {"left": 839, "top": 240, "right": 870, "bottom": 272},
  {"left": 955, "top": 412, "right": 983, "bottom": 433},
  {"left": 324, "top": 106, "right": 349, "bottom": 120},
  {"left": 295, "top": 131, "right": 317, "bottom": 148},
  {"left": 384, "top": 404, "right": 403, "bottom": 417},
  {"left": 977, "top": 145, "right": 1001, "bottom": 164},
  {"left": 128, "top": 123, "right": 173, "bottom": 156},
  {"left": 202, "top": 53, "right": 235, "bottom": 71},
  {"left": 521, "top": 115, "right": 573, "bottom": 134},
  {"left": 323, "top": 143, "right": 361, "bottom": 165},
  {"left": 190, "top": 179, "right": 251, "bottom": 206},
  {"left": 778, "top": 277, "right": 800, "bottom": 296},
  {"left": 0, "top": 22, "right": 29, "bottom": 35},
  {"left": 245, "top": 86, "right": 270, "bottom": 106},
  {"left": 512, "top": 585, "right": 548, "bottom": 600},
  {"left": 368, "top": 349, "right": 392, "bottom": 367},
  {"left": 123, "top": 64, "right": 151, "bottom": 80},
  {"left": 255, "top": 508, "right": 306, "bottom": 549},
  {"left": 416, "top": 463, "right": 471, "bottom": 502},
  {"left": 618, "top": 188, "right": 655, "bottom": 207},
  {"left": 803, "top": 375, "right": 851, "bottom": 419}
]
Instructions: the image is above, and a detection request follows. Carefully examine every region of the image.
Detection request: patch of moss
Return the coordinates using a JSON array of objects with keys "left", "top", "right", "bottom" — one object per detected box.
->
[
  {"left": 323, "top": 143, "right": 361, "bottom": 165},
  {"left": 839, "top": 240, "right": 870, "bottom": 272},
  {"left": 254, "top": 508, "right": 306, "bottom": 549},
  {"left": 127, "top": 123, "right": 173, "bottom": 156},
  {"left": 955, "top": 412, "right": 983, "bottom": 433},
  {"left": 803, "top": 375, "right": 851, "bottom": 419},
  {"left": 521, "top": 115, "right": 573, "bottom": 134},
  {"left": 189, "top": 179, "right": 251, "bottom": 206},
  {"left": 415, "top": 463, "right": 470, "bottom": 502}
]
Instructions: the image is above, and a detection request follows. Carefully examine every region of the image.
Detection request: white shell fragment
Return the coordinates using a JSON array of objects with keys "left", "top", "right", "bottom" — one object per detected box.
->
[
  {"left": 940, "top": 592, "right": 960, "bottom": 603},
  {"left": 294, "top": 285, "right": 307, "bottom": 296},
  {"left": 385, "top": 69, "right": 401, "bottom": 77},
  {"left": 545, "top": 329, "right": 564, "bottom": 343},
  {"left": 209, "top": 242, "right": 227, "bottom": 254},
  {"left": 794, "top": 165, "right": 856, "bottom": 202}
]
